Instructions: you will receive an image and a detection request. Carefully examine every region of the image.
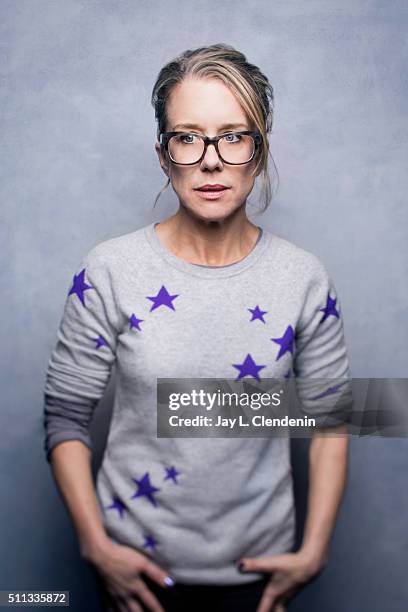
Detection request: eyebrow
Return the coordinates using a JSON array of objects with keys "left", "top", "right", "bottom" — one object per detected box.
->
[{"left": 172, "top": 122, "right": 249, "bottom": 132}]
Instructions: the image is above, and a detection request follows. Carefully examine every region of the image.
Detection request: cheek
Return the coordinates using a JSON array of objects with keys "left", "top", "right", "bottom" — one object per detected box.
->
[
  {"left": 234, "top": 172, "right": 255, "bottom": 190},
  {"left": 169, "top": 169, "right": 192, "bottom": 190}
]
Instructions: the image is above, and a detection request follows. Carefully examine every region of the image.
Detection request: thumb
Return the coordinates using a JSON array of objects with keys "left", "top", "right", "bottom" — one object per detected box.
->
[{"left": 236, "top": 553, "right": 288, "bottom": 574}]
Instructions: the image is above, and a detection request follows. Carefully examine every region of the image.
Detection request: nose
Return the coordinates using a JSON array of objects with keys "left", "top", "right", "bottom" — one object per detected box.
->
[{"left": 200, "top": 142, "right": 223, "bottom": 170}]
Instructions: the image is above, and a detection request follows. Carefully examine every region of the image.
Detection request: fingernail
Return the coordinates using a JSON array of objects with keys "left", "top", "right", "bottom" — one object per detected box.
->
[
  {"left": 164, "top": 575, "right": 175, "bottom": 587},
  {"left": 237, "top": 561, "right": 246, "bottom": 572}
]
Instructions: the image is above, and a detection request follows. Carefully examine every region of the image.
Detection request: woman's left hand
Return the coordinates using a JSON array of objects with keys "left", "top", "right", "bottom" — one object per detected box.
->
[{"left": 236, "top": 550, "right": 326, "bottom": 612}]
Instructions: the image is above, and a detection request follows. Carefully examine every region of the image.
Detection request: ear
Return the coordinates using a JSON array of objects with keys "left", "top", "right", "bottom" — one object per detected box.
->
[{"left": 155, "top": 141, "right": 170, "bottom": 178}]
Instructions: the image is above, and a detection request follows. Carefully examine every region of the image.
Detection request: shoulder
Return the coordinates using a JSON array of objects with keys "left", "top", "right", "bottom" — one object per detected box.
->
[
  {"left": 266, "top": 230, "right": 331, "bottom": 285},
  {"left": 81, "top": 224, "right": 149, "bottom": 270}
]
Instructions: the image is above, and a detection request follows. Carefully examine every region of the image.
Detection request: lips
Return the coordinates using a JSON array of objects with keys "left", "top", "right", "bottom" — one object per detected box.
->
[{"left": 196, "top": 185, "right": 230, "bottom": 192}]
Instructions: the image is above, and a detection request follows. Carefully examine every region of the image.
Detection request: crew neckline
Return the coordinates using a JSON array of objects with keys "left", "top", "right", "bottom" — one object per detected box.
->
[{"left": 143, "top": 221, "right": 271, "bottom": 279}]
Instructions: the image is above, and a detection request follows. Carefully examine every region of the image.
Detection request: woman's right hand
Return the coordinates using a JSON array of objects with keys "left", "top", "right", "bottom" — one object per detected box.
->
[{"left": 88, "top": 537, "right": 174, "bottom": 612}]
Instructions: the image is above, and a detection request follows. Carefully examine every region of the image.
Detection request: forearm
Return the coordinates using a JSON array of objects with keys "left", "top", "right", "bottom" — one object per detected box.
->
[
  {"left": 299, "top": 424, "right": 349, "bottom": 569},
  {"left": 49, "top": 439, "right": 110, "bottom": 562}
]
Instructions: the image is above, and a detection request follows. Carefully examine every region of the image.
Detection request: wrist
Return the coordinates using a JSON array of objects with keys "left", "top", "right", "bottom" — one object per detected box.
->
[
  {"left": 297, "top": 546, "right": 328, "bottom": 577},
  {"left": 80, "top": 534, "right": 112, "bottom": 565}
]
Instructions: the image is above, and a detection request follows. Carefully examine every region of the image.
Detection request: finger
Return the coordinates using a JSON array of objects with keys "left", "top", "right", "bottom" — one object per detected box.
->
[
  {"left": 240, "top": 554, "right": 287, "bottom": 574},
  {"left": 104, "top": 583, "right": 140, "bottom": 612},
  {"left": 123, "top": 598, "right": 144, "bottom": 612},
  {"left": 101, "top": 583, "right": 123, "bottom": 612},
  {"left": 273, "top": 603, "right": 286, "bottom": 612},
  {"left": 117, "top": 598, "right": 130, "bottom": 612},
  {"left": 107, "top": 592, "right": 127, "bottom": 612},
  {"left": 108, "top": 589, "right": 145, "bottom": 612},
  {"left": 256, "top": 582, "right": 279, "bottom": 612},
  {"left": 138, "top": 555, "right": 175, "bottom": 589},
  {"left": 131, "top": 578, "right": 166, "bottom": 612}
]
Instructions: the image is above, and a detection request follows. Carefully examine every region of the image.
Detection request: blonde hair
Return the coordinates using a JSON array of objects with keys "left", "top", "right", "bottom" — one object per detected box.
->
[{"left": 150, "top": 43, "right": 278, "bottom": 214}]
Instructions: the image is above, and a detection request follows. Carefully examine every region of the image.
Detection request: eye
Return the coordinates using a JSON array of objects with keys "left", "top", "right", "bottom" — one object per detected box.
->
[
  {"left": 223, "top": 132, "right": 242, "bottom": 143},
  {"left": 179, "top": 133, "right": 199, "bottom": 144}
]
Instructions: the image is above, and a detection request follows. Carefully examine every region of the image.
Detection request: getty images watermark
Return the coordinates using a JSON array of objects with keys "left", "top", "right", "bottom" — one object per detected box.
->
[
  {"left": 157, "top": 378, "right": 408, "bottom": 438},
  {"left": 165, "top": 385, "right": 314, "bottom": 429}
]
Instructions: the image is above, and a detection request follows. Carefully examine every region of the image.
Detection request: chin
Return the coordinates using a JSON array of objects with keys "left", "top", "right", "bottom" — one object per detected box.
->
[{"left": 190, "top": 203, "right": 236, "bottom": 223}]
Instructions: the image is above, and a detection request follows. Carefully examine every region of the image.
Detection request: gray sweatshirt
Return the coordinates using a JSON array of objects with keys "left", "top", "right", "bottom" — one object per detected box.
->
[{"left": 43, "top": 221, "right": 350, "bottom": 585}]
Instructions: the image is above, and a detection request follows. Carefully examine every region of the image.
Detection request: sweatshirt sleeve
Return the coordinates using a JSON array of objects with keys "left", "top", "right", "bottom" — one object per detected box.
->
[
  {"left": 43, "top": 248, "right": 119, "bottom": 462},
  {"left": 293, "top": 258, "right": 353, "bottom": 427}
]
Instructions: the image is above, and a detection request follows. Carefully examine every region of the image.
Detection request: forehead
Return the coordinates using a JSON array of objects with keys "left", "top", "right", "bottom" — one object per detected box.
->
[{"left": 165, "top": 76, "right": 249, "bottom": 129}]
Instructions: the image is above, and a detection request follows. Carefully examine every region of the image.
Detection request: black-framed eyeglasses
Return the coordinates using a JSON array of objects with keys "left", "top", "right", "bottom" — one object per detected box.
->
[{"left": 159, "top": 131, "right": 263, "bottom": 165}]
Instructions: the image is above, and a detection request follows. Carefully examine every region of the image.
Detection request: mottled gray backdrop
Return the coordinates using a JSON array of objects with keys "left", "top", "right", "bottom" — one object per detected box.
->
[{"left": 1, "top": 1, "right": 407, "bottom": 611}]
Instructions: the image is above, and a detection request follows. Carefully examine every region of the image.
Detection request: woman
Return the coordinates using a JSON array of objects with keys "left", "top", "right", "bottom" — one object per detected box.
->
[{"left": 43, "top": 44, "right": 350, "bottom": 612}]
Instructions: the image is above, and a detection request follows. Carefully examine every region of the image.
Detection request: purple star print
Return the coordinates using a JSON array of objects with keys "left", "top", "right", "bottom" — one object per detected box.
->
[
  {"left": 311, "top": 381, "right": 348, "bottom": 400},
  {"left": 164, "top": 466, "right": 180, "bottom": 484},
  {"left": 143, "top": 534, "right": 159, "bottom": 551},
  {"left": 130, "top": 472, "right": 161, "bottom": 507},
  {"left": 129, "top": 313, "right": 144, "bottom": 331},
  {"left": 95, "top": 335, "right": 108, "bottom": 349},
  {"left": 319, "top": 293, "right": 340, "bottom": 323},
  {"left": 248, "top": 305, "right": 268, "bottom": 323},
  {"left": 68, "top": 268, "right": 94, "bottom": 307},
  {"left": 271, "top": 325, "right": 295, "bottom": 361},
  {"left": 105, "top": 496, "right": 128, "bottom": 519},
  {"left": 146, "top": 285, "right": 179, "bottom": 312},
  {"left": 232, "top": 353, "right": 266, "bottom": 381}
]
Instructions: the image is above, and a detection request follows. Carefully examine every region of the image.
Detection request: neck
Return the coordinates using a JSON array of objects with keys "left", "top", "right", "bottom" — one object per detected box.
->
[{"left": 154, "top": 207, "right": 260, "bottom": 267}]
